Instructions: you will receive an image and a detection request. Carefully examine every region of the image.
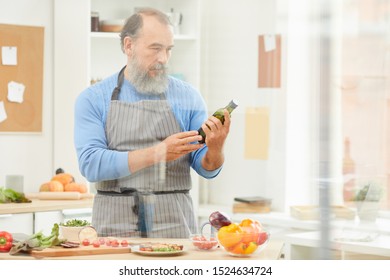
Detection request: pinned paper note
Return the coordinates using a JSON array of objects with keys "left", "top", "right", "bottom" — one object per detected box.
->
[
  {"left": 264, "top": 35, "right": 276, "bottom": 52},
  {"left": 244, "top": 107, "right": 269, "bottom": 160},
  {"left": 1, "top": 46, "right": 17, "bottom": 65},
  {"left": 258, "top": 34, "right": 281, "bottom": 88},
  {"left": 7, "top": 81, "right": 25, "bottom": 103},
  {"left": 0, "top": 101, "right": 7, "bottom": 123}
]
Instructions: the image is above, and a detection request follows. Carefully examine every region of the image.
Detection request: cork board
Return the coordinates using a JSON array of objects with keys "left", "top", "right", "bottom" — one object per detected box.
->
[
  {"left": 258, "top": 34, "right": 281, "bottom": 88},
  {"left": 0, "top": 24, "right": 44, "bottom": 133}
]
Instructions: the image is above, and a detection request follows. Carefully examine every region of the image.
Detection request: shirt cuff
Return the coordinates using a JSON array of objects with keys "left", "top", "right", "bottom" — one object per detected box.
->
[
  {"left": 197, "top": 165, "right": 222, "bottom": 179},
  {"left": 117, "top": 151, "right": 131, "bottom": 177}
]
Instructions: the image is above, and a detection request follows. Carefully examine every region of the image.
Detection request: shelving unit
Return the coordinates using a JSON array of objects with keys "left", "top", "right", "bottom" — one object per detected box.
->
[{"left": 88, "top": 0, "right": 201, "bottom": 86}]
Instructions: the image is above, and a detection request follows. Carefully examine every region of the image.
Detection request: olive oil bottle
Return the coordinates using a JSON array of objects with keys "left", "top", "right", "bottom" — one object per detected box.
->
[{"left": 198, "top": 99, "right": 238, "bottom": 143}]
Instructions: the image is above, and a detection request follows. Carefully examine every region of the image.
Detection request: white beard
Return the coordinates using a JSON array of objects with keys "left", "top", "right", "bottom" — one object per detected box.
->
[{"left": 126, "top": 55, "right": 169, "bottom": 95}]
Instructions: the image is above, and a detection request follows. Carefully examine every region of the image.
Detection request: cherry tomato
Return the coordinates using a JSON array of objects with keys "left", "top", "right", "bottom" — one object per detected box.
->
[
  {"left": 82, "top": 239, "right": 90, "bottom": 246},
  {"left": 110, "top": 239, "right": 119, "bottom": 247},
  {"left": 99, "top": 237, "right": 106, "bottom": 245},
  {"left": 92, "top": 240, "right": 100, "bottom": 248},
  {"left": 120, "top": 240, "right": 129, "bottom": 247}
]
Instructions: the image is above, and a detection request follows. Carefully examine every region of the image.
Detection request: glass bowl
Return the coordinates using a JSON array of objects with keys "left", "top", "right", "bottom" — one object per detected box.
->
[
  {"left": 189, "top": 233, "right": 219, "bottom": 251},
  {"left": 217, "top": 226, "right": 270, "bottom": 257}
]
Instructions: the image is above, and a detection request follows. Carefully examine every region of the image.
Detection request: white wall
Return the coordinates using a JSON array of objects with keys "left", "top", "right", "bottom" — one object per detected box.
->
[
  {"left": 0, "top": 0, "right": 54, "bottom": 193},
  {"left": 199, "top": 0, "right": 287, "bottom": 210}
]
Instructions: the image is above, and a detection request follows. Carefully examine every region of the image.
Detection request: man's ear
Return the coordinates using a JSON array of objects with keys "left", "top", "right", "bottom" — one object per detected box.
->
[{"left": 123, "top": 37, "right": 133, "bottom": 56}]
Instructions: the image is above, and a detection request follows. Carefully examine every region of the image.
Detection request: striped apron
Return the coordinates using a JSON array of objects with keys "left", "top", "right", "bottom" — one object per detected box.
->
[{"left": 92, "top": 67, "right": 197, "bottom": 238}]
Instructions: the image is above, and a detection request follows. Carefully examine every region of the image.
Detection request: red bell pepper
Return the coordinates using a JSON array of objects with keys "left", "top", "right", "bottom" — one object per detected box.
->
[{"left": 0, "top": 231, "right": 13, "bottom": 252}]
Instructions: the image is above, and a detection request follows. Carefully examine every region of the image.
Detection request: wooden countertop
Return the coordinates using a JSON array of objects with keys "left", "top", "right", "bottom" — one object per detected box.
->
[
  {"left": 0, "top": 238, "right": 284, "bottom": 260},
  {"left": 0, "top": 198, "right": 93, "bottom": 215}
]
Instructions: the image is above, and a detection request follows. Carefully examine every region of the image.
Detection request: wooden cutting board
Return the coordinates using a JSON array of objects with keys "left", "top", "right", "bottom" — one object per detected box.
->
[{"left": 29, "top": 245, "right": 131, "bottom": 258}]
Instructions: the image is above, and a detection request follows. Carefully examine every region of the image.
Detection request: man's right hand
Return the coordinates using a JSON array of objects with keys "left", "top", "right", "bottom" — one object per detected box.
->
[
  {"left": 159, "top": 130, "right": 204, "bottom": 162},
  {"left": 128, "top": 131, "right": 203, "bottom": 173}
]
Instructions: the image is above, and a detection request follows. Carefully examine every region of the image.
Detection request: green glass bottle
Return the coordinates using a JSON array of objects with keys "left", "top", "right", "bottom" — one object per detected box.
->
[{"left": 198, "top": 99, "right": 238, "bottom": 144}]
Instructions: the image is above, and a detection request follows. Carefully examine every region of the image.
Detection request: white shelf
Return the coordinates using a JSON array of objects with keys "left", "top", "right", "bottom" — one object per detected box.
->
[{"left": 90, "top": 32, "right": 197, "bottom": 41}]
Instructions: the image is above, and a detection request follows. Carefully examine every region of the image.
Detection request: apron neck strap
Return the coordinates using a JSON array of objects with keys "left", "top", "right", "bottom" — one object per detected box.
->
[{"left": 111, "top": 65, "right": 126, "bottom": 101}]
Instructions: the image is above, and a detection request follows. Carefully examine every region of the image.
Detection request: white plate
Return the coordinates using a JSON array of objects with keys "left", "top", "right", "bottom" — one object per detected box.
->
[{"left": 131, "top": 245, "right": 185, "bottom": 256}]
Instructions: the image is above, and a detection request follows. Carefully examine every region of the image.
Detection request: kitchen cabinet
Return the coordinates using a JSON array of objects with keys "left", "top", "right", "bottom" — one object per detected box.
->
[
  {"left": 54, "top": 0, "right": 201, "bottom": 214},
  {"left": 34, "top": 211, "right": 64, "bottom": 235},
  {"left": 0, "top": 199, "right": 93, "bottom": 234},
  {"left": 0, "top": 213, "right": 33, "bottom": 235}
]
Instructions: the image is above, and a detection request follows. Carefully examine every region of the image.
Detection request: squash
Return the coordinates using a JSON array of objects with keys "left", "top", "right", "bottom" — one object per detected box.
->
[
  {"left": 51, "top": 173, "right": 74, "bottom": 188},
  {"left": 40, "top": 180, "right": 64, "bottom": 192},
  {"left": 64, "top": 182, "right": 87, "bottom": 193}
]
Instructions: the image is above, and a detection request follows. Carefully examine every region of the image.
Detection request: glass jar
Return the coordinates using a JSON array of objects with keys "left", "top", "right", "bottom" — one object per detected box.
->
[{"left": 91, "top": 11, "right": 99, "bottom": 32}]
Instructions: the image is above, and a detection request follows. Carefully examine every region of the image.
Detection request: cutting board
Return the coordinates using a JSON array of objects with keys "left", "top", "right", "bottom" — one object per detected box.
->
[
  {"left": 29, "top": 245, "right": 131, "bottom": 258},
  {"left": 26, "top": 192, "right": 94, "bottom": 200}
]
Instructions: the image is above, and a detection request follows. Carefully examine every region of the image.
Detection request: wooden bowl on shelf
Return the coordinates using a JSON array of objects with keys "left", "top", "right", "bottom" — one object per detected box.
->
[{"left": 100, "top": 19, "right": 124, "bottom": 32}]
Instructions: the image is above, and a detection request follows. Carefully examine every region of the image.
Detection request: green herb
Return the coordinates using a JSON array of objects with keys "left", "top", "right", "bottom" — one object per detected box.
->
[
  {"left": 0, "top": 187, "right": 31, "bottom": 203},
  {"left": 9, "top": 223, "right": 65, "bottom": 255},
  {"left": 354, "top": 182, "right": 383, "bottom": 202},
  {"left": 60, "top": 219, "right": 91, "bottom": 227}
]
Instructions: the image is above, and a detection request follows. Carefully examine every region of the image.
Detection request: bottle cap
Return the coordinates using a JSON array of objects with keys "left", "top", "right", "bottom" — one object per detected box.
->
[{"left": 230, "top": 99, "right": 239, "bottom": 108}]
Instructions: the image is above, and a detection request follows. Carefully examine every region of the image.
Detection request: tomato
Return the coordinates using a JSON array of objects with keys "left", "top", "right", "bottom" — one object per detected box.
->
[
  {"left": 99, "top": 237, "right": 106, "bottom": 245},
  {"left": 92, "top": 240, "right": 100, "bottom": 248},
  {"left": 120, "top": 240, "right": 128, "bottom": 247},
  {"left": 105, "top": 239, "right": 111, "bottom": 246},
  {"left": 256, "top": 231, "right": 268, "bottom": 245},
  {"left": 110, "top": 239, "right": 119, "bottom": 247},
  {"left": 82, "top": 239, "right": 90, "bottom": 246}
]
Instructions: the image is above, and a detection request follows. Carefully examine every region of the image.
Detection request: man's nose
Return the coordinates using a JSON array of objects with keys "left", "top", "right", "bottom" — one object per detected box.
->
[{"left": 157, "top": 50, "right": 170, "bottom": 64}]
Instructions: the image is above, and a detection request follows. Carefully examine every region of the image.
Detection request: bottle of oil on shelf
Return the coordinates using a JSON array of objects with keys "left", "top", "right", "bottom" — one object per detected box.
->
[
  {"left": 198, "top": 99, "right": 238, "bottom": 144},
  {"left": 343, "top": 137, "right": 356, "bottom": 202}
]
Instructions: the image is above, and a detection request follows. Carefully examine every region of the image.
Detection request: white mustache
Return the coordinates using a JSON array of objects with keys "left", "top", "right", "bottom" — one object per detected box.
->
[{"left": 150, "top": 64, "right": 168, "bottom": 71}]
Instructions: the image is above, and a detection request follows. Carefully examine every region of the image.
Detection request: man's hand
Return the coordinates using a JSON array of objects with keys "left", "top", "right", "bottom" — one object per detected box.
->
[
  {"left": 201, "top": 109, "right": 231, "bottom": 170},
  {"left": 159, "top": 131, "right": 204, "bottom": 162},
  {"left": 128, "top": 130, "right": 203, "bottom": 173},
  {"left": 202, "top": 109, "right": 230, "bottom": 151}
]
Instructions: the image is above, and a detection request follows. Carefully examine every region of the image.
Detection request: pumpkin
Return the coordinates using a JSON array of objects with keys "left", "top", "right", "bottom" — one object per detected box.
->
[
  {"left": 51, "top": 173, "right": 74, "bottom": 188},
  {"left": 40, "top": 180, "right": 64, "bottom": 192},
  {"left": 64, "top": 182, "right": 87, "bottom": 193}
]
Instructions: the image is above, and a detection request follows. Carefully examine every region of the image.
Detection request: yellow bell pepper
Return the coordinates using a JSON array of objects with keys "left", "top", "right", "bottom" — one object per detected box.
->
[{"left": 217, "top": 223, "right": 243, "bottom": 248}]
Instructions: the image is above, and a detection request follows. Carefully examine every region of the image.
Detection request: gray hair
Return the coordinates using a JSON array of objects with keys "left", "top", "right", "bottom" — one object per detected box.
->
[{"left": 120, "top": 8, "right": 172, "bottom": 52}]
